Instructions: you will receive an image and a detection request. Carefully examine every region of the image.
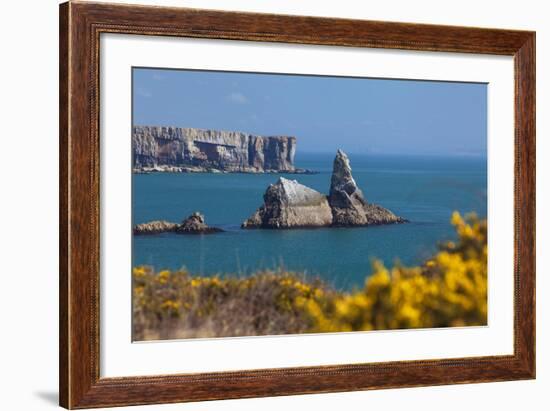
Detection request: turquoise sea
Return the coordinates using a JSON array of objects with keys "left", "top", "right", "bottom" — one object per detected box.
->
[{"left": 132, "top": 153, "right": 487, "bottom": 290}]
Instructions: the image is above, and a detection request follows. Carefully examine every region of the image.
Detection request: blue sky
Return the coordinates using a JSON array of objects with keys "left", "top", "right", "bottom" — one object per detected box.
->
[{"left": 133, "top": 68, "right": 487, "bottom": 157}]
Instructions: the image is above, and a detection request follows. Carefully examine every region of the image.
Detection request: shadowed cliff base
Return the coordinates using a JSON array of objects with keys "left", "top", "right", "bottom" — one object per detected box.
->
[{"left": 242, "top": 150, "right": 407, "bottom": 229}]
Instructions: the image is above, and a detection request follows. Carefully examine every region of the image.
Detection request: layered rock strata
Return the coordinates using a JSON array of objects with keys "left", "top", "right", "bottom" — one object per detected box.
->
[{"left": 133, "top": 126, "right": 312, "bottom": 173}]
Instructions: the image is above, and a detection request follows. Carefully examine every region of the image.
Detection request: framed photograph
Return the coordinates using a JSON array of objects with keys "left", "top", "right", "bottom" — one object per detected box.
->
[{"left": 59, "top": 1, "right": 535, "bottom": 408}]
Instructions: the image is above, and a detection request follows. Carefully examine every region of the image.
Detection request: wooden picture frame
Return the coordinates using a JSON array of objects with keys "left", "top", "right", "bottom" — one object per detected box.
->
[{"left": 59, "top": 1, "right": 535, "bottom": 408}]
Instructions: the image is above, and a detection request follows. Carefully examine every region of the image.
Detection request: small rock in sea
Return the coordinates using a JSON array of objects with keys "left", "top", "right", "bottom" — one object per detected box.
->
[
  {"left": 176, "top": 212, "right": 224, "bottom": 234},
  {"left": 133, "top": 212, "right": 223, "bottom": 235},
  {"left": 133, "top": 220, "right": 179, "bottom": 235}
]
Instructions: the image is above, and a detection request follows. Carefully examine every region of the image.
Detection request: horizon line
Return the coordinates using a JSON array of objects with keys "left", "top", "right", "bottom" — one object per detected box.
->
[{"left": 296, "top": 151, "right": 487, "bottom": 159}]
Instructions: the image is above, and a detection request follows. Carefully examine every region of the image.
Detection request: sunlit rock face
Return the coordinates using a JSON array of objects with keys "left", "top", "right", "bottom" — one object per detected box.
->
[
  {"left": 328, "top": 149, "right": 370, "bottom": 225},
  {"left": 242, "top": 177, "right": 333, "bottom": 228},
  {"left": 132, "top": 126, "right": 297, "bottom": 173},
  {"left": 328, "top": 149, "right": 404, "bottom": 226},
  {"left": 134, "top": 212, "right": 223, "bottom": 235}
]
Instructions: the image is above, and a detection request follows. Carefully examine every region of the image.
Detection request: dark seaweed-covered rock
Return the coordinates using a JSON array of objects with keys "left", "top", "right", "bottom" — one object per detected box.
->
[{"left": 176, "top": 212, "right": 224, "bottom": 234}]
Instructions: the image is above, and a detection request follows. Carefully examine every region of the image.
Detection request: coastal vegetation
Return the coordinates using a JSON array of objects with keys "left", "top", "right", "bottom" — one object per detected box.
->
[{"left": 133, "top": 211, "right": 487, "bottom": 340}]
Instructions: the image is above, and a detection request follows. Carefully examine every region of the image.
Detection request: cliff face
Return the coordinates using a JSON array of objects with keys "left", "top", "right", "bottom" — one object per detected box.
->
[
  {"left": 243, "top": 150, "right": 406, "bottom": 229},
  {"left": 133, "top": 126, "right": 297, "bottom": 173}
]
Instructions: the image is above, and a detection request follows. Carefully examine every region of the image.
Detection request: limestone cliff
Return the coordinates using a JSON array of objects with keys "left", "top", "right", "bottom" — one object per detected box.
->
[
  {"left": 133, "top": 126, "right": 303, "bottom": 173},
  {"left": 243, "top": 150, "right": 406, "bottom": 229}
]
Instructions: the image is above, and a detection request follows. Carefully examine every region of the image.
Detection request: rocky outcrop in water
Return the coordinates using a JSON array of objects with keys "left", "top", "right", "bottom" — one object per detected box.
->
[
  {"left": 133, "top": 126, "right": 311, "bottom": 173},
  {"left": 243, "top": 150, "right": 406, "bottom": 229},
  {"left": 328, "top": 149, "right": 369, "bottom": 225},
  {"left": 242, "top": 178, "right": 333, "bottom": 228},
  {"left": 175, "top": 212, "right": 224, "bottom": 234},
  {"left": 134, "top": 212, "right": 223, "bottom": 235},
  {"left": 132, "top": 220, "right": 179, "bottom": 235},
  {"left": 329, "top": 150, "right": 404, "bottom": 226}
]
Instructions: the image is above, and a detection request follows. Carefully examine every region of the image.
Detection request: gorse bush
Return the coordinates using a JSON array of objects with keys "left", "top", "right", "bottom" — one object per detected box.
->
[
  {"left": 299, "top": 212, "right": 487, "bottom": 332},
  {"left": 133, "top": 268, "right": 331, "bottom": 339},
  {"left": 133, "top": 212, "right": 487, "bottom": 340}
]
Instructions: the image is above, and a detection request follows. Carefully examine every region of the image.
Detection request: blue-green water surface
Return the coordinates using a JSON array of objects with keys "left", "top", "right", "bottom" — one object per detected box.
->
[{"left": 132, "top": 153, "right": 486, "bottom": 290}]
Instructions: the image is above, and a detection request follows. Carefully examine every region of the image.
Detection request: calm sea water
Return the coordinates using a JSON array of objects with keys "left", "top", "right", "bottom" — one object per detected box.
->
[{"left": 132, "top": 153, "right": 487, "bottom": 290}]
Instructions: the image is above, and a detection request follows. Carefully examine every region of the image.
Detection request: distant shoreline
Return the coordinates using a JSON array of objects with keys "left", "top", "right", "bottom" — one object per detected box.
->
[{"left": 133, "top": 165, "right": 318, "bottom": 174}]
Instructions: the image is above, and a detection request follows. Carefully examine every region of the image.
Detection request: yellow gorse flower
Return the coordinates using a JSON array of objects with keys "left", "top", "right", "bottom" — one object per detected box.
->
[
  {"left": 157, "top": 270, "right": 170, "bottom": 284},
  {"left": 300, "top": 212, "right": 487, "bottom": 332},
  {"left": 132, "top": 212, "right": 487, "bottom": 339}
]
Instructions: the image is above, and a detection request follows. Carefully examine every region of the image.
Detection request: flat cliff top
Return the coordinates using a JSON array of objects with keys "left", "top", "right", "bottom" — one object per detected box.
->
[{"left": 133, "top": 125, "right": 296, "bottom": 141}]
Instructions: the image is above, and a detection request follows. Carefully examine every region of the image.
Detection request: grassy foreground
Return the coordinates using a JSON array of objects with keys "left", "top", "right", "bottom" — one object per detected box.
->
[{"left": 133, "top": 212, "right": 487, "bottom": 340}]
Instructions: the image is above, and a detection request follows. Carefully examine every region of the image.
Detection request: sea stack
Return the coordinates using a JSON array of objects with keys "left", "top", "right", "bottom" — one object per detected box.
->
[
  {"left": 243, "top": 150, "right": 406, "bottom": 228},
  {"left": 329, "top": 150, "right": 404, "bottom": 226},
  {"left": 328, "top": 149, "right": 370, "bottom": 225},
  {"left": 134, "top": 212, "right": 223, "bottom": 235},
  {"left": 242, "top": 178, "right": 333, "bottom": 228},
  {"left": 175, "top": 212, "right": 224, "bottom": 234}
]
